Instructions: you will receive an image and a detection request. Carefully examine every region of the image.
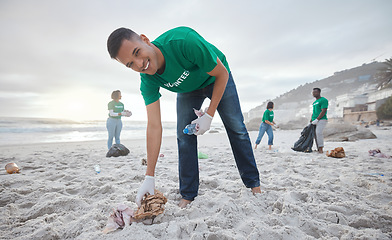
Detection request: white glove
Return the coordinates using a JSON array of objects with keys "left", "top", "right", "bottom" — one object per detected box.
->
[
  {"left": 135, "top": 175, "right": 155, "bottom": 207},
  {"left": 311, "top": 119, "right": 319, "bottom": 125},
  {"left": 191, "top": 113, "right": 213, "bottom": 135}
]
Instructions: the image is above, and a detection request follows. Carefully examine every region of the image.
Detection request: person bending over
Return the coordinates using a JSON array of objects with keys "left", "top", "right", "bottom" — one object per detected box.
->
[{"left": 107, "top": 26, "right": 261, "bottom": 208}]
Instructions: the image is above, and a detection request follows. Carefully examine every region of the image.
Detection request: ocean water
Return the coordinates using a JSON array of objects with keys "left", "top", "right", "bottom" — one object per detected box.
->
[
  {"left": 0, "top": 117, "right": 224, "bottom": 146},
  {"left": 0, "top": 118, "right": 176, "bottom": 146}
]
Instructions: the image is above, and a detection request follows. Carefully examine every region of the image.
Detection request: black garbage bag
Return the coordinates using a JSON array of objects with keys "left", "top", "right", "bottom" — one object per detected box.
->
[
  {"left": 106, "top": 144, "right": 130, "bottom": 157},
  {"left": 292, "top": 124, "right": 316, "bottom": 152}
]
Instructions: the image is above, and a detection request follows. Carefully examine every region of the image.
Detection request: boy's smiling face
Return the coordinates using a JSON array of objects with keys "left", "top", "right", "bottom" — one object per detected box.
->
[{"left": 116, "top": 35, "right": 161, "bottom": 75}]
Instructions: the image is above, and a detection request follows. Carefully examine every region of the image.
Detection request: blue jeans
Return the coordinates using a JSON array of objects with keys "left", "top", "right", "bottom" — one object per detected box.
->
[
  {"left": 255, "top": 122, "right": 274, "bottom": 145},
  {"left": 106, "top": 117, "right": 122, "bottom": 149},
  {"left": 176, "top": 72, "right": 260, "bottom": 200}
]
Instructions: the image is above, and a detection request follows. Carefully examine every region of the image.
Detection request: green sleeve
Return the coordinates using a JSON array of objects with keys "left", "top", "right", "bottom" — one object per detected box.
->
[
  {"left": 321, "top": 98, "right": 328, "bottom": 109},
  {"left": 108, "top": 101, "right": 114, "bottom": 110},
  {"left": 262, "top": 110, "right": 268, "bottom": 122},
  {"left": 140, "top": 76, "right": 162, "bottom": 106}
]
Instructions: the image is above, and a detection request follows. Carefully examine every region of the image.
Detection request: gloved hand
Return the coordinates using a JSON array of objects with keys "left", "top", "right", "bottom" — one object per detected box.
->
[
  {"left": 311, "top": 119, "right": 319, "bottom": 125},
  {"left": 135, "top": 175, "right": 155, "bottom": 207},
  {"left": 191, "top": 113, "right": 213, "bottom": 135}
]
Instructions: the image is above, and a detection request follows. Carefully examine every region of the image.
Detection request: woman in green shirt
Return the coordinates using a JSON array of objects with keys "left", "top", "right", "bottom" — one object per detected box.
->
[
  {"left": 255, "top": 102, "right": 277, "bottom": 150},
  {"left": 107, "top": 90, "right": 132, "bottom": 149}
]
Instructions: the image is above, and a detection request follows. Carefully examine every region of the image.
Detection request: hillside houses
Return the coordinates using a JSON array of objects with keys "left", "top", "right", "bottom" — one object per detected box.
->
[
  {"left": 244, "top": 61, "right": 392, "bottom": 124},
  {"left": 343, "top": 88, "right": 392, "bottom": 122}
]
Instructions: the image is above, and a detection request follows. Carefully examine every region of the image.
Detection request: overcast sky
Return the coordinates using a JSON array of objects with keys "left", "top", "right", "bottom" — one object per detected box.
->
[{"left": 1, "top": 0, "right": 391, "bottom": 121}]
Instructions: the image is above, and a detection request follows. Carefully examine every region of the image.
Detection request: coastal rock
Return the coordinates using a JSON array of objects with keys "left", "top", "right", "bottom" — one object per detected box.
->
[
  {"left": 324, "top": 123, "right": 376, "bottom": 141},
  {"left": 245, "top": 118, "right": 262, "bottom": 131},
  {"left": 278, "top": 117, "right": 309, "bottom": 130}
]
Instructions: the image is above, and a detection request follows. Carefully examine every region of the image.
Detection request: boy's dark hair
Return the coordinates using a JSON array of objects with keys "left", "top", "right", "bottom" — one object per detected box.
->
[
  {"left": 107, "top": 28, "right": 138, "bottom": 59},
  {"left": 111, "top": 90, "right": 121, "bottom": 100},
  {"left": 313, "top": 88, "right": 321, "bottom": 93},
  {"left": 267, "top": 101, "right": 274, "bottom": 109}
]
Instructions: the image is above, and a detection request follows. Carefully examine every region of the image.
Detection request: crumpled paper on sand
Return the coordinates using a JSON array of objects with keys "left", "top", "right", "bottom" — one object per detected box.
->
[
  {"left": 134, "top": 190, "right": 167, "bottom": 220},
  {"left": 326, "top": 147, "right": 345, "bottom": 158},
  {"left": 102, "top": 190, "right": 167, "bottom": 234}
]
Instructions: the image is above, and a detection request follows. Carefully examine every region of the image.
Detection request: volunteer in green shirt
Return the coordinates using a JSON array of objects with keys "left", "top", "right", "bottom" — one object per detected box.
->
[
  {"left": 310, "top": 87, "right": 328, "bottom": 153},
  {"left": 107, "top": 26, "right": 261, "bottom": 208},
  {"left": 106, "top": 90, "right": 132, "bottom": 149},
  {"left": 255, "top": 102, "right": 278, "bottom": 150}
]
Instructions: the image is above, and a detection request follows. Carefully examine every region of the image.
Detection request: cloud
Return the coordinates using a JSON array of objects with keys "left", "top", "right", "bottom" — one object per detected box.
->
[{"left": 1, "top": 0, "right": 391, "bottom": 120}]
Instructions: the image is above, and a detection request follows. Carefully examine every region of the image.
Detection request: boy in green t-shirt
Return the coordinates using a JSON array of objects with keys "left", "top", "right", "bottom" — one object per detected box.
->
[
  {"left": 107, "top": 26, "right": 261, "bottom": 208},
  {"left": 310, "top": 88, "right": 328, "bottom": 153}
]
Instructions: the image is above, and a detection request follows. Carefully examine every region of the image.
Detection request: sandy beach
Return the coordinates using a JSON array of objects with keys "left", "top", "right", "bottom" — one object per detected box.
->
[{"left": 0, "top": 126, "right": 391, "bottom": 239}]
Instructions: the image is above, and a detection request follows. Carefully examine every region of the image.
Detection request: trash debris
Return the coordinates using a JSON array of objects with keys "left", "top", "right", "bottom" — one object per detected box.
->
[
  {"left": 141, "top": 158, "right": 147, "bottom": 166},
  {"left": 363, "top": 173, "right": 384, "bottom": 176},
  {"left": 122, "top": 110, "right": 132, "bottom": 117},
  {"left": 94, "top": 164, "right": 101, "bottom": 174},
  {"left": 198, "top": 152, "right": 209, "bottom": 159},
  {"left": 368, "top": 149, "right": 391, "bottom": 158},
  {"left": 5, "top": 163, "right": 20, "bottom": 174},
  {"left": 183, "top": 123, "right": 199, "bottom": 135},
  {"left": 102, "top": 204, "right": 136, "bottom": 234},
  {"left": 326, "top": 147, "right": 345, "bottom": 158},
  {"left": 292, "top": 124, "right": 316, "bottom": 153},
  {"left": 193, "top": 107, "right": 208, "bottom": 117},
  {"left": 106, "top": 144, "right": 130, "bottom": 158},
  {"left": 134, "top": 190, "right": 167, "bottom": 220},
  {"left": 102, "top": 190, "right": 167, "bottom": 234},
  {"left": 159, "top": 153, "right": 164, "bottom": 158}
]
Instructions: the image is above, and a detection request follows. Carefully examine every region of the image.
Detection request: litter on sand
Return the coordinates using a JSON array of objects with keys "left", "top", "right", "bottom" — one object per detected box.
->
[
  {"left": 102, "top": 190, "right": 167, "bottom": 234},
  {"left": 368, "top": 149, "right": 391, "bottom": 158},
  {"left": 326, "top": 147, "right": 345, "bottom": 158},
  {"left": 5, "top": 163, "right": 20, "bottom": 174},
  {"left": 198, "top": 152, "right": 209, "bottom": 159}
]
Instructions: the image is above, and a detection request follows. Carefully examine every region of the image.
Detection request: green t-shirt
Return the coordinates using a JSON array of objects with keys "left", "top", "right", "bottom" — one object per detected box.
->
[
  {"left": 140, "top": 26, "right": 231, "bottom": 105},
  {"left": 108, "top": 100, "right": 124, "bottom": 119},
  {"left": 262, "top": 109, "right": 274, "bottom": 123},
  {"left": 312, "top": 97, "right": 328, "bottom": 121}
]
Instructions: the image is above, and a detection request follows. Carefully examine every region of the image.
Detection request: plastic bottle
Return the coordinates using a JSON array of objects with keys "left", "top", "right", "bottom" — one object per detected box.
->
[
  {"left": 94, "top": 164, "right": 101, "bottom": 173},
  {"left": 366, "top": 173, "right": 384, "bottom": 176},
  {"left": 183, "top": 123, "right": 199, "bottom": 135}
]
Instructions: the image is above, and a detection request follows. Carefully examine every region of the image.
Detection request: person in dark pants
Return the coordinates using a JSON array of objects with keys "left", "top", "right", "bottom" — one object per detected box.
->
[{"left": 107, "top": 26, "right": 261, "bottom": 208}]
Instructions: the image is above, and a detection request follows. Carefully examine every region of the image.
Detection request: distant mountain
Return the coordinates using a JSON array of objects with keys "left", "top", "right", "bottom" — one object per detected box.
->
[{"left": 244, "top": 61, "right": 387, "bottom": 126}]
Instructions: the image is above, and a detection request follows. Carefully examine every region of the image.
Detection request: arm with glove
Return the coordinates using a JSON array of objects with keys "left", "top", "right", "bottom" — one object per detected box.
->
[
  {"left": 312, "top": 108, "right": 327, "bottom": 125},
  {"left": 191, "top": 57, "right": 228, "bottom": 135},
  {"left": 135, "top": 100, "right": 162, "bottom": 207}
]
